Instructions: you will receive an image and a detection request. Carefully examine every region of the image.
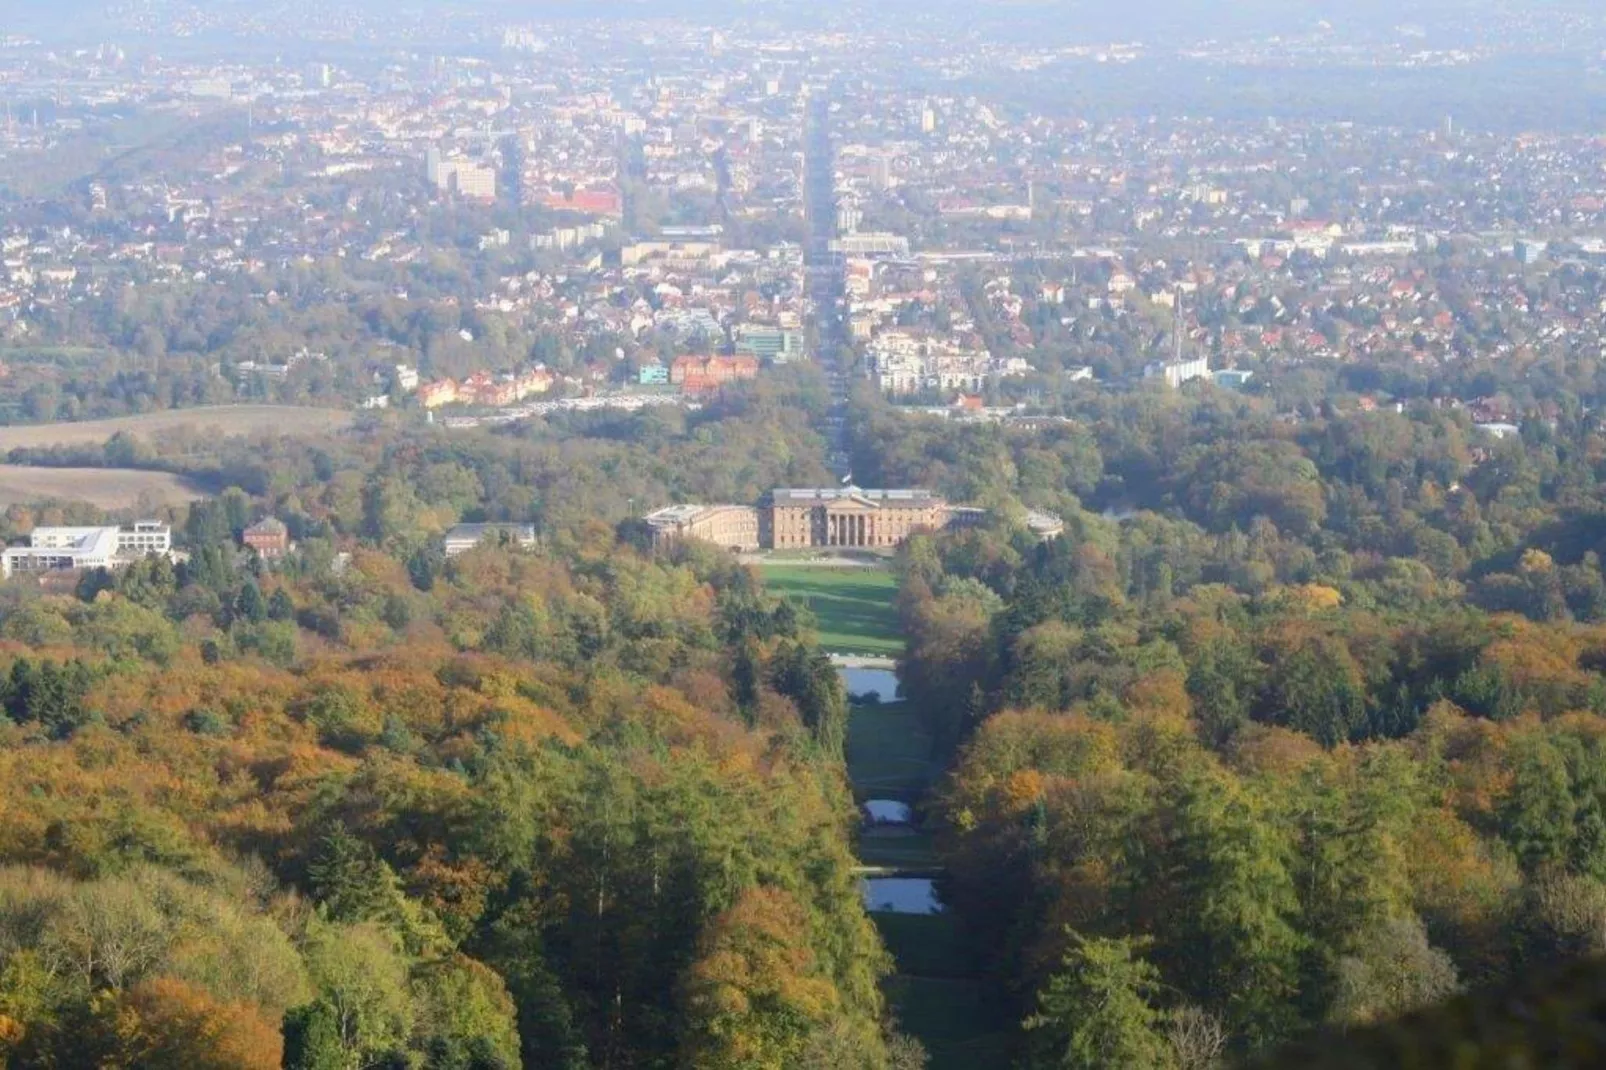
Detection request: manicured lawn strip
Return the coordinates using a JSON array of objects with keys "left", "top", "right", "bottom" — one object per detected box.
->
[
  {"left": 884, "top": 975, "right": 1014, "bottom": 1070},
  {"left": 847, "top": 702, "right": 938, "bottom": 802},
  {"left": 856, "top": 829, "right": 937, "bottom": 868},
  {"left": 873, "top": 913, "right": 971, "bottom": 980},
  {"left": 757, "top": 565, "right": 904, "bottom": 655}
]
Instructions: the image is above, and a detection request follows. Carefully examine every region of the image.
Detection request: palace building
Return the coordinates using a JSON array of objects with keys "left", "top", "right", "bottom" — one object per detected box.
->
[
  {"left": 643, "top": 487, "right": 1063, "bottom": 552},
  {"left": 763, "top": 487, "right": 949, "bottom": 550},
  {"left": 640, "top": 504, "right": 764, "bottom": 552}
]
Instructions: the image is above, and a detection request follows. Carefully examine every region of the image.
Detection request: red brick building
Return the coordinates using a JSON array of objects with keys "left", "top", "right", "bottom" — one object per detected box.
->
[
  {"left": 243, "top": 517, "right": 291, "bottom": 559},
  {"left": 669, "top": 355, "right": 760, "bottom": 394}
]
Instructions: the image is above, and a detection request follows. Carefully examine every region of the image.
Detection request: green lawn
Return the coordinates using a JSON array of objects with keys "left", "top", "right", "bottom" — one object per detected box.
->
[
  {"left": 847, "top": 702, "right": 939, "bottom": 803},
  {"left": 758, "top": 565, "right": 904, "bottom": 656},
  {"left": 857, "top": 828, "right": 937, "bottom": 868},
  {"left": 875, "top": 913, "right": 969, "bottom": 979},
  {"left": 885, "top": 975, "right": 1014, "bottom": 1070},
  {"left": 874, "top": 914, "right": 1014, "bottom": 1069}
]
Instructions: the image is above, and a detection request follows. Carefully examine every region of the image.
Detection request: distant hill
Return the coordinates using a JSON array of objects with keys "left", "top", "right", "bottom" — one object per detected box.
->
[
  {"left": 2, "top": 0, "right": 1598, "bottom": 51},
  {"left": 2, "top": 0, "right": 1598, "bottom": 45}
]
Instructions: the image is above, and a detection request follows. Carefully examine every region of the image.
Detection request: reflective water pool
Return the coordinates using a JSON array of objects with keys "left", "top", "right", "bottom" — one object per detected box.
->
[
  {"left": 862, "top": 877, "right": 942, "bottom": 915},
  {"left": 840, "top": 667, "right": 900, "bottom": 700}
]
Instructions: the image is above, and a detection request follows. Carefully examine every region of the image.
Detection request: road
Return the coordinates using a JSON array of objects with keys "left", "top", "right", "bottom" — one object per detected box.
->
[{"left": 804, "top": 91, "right": 853, "bottom": 478}]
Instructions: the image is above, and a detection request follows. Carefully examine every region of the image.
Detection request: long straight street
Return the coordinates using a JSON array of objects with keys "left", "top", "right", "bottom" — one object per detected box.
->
[{"left": 804, "top": 90, "right": 852, "bottom": 477}]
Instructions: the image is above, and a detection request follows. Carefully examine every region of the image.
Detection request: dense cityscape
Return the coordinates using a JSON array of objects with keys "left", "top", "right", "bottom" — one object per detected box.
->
[
  {"left": 0, "top": 2, "right": 1603, "bottom": 1068},
  {"left": 0, "top": 4, "right": 1602, "bottom": 429}
]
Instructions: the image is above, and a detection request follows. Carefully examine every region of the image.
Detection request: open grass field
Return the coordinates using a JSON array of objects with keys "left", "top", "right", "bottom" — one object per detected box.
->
[
  {"left": 0, "top": 466, "right": 210, "bottom": 509},
  {"left": 0, "top": 406, "right": 354, "bottom": 450},
  {"left": 757, "top": 564, "right": 903, "bottom": 656},
  {"left": 847, "top": 701, "right": 939, "bottom": 803}
]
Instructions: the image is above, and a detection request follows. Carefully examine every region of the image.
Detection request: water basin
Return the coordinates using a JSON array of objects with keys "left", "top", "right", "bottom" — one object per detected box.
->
[
  {"left": 840, "top": 667, "right": 900, "bottom": 700},
  {"left": 862, "top": 799, "right": 913, "bottom": 825},
  {"left": 862, "top": 877, "right": 942, "bottom": 915}
]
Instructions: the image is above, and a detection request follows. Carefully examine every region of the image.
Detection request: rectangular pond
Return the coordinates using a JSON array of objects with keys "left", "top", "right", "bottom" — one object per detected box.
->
[{"left": 863, "top": 877, "right": 943, "bottom": 915}]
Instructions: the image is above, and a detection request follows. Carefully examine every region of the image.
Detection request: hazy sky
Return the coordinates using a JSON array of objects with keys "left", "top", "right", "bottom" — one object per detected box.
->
[{"left": 0, "top": 0, "right": 1598, "bottom": 51}]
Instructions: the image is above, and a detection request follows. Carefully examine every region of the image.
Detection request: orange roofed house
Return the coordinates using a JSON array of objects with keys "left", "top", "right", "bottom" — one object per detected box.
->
[
  {"left": 417, "top": 379, "right": 460, "bottom": 409},
  {"left": 419, "top": 369, "right": 555, "bottom": 410},
  {"left": 457, "top": 369, "right": 557, "bottom": 407}
]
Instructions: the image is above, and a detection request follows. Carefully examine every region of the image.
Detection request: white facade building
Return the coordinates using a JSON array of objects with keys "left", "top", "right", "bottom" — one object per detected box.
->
[
  {"left": 2, "top": 522, "right": 172, "bottom": 578},
  {"left": 1144, "top": 356, "right": 1210, "bottom": 389}
]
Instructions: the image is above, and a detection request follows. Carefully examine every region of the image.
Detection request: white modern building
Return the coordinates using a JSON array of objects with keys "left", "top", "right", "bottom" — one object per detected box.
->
[
  {"left": 1144, "top": 356, "right": 1210, "bottom": 389},
  {"left": 1, "top": 522, "right": 172, "bottom": 578}
]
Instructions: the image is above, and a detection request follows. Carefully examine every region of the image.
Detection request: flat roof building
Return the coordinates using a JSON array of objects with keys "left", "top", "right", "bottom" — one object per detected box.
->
[
  {"left": 1144, "top": 356, "right": 1210, "bottom": 389},
  {"left": 2, "top": 522, "right": 172, "bottom": 579},
  {"left": 443, "top": 523, "right": 538, "bottom": 557}
]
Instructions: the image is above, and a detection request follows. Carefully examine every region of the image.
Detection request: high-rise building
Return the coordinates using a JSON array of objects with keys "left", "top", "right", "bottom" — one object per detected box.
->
[
  {"left": 1144, "top": 357, "right": 1210, "bottom": 389},
  {"left": 1515, "top": 239, "right": 1548, "bottom": 266},
  {"left": 451, "top": 164, "right": 497, "bottom": 202},
  {"left": 426, "top": 149, "right": 497, "bottom": 202},
  {"left": 870, "top": 154, "right": 893, "bottom": 191}
]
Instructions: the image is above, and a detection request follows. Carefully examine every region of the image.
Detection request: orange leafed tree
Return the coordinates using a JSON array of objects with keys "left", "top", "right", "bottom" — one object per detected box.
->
[
  {"left": 117, "top": 976, "right": 283, "bottom": 1070},
  {"left": 678, "top": 886, "right": 843, "bottom": 1070}
]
